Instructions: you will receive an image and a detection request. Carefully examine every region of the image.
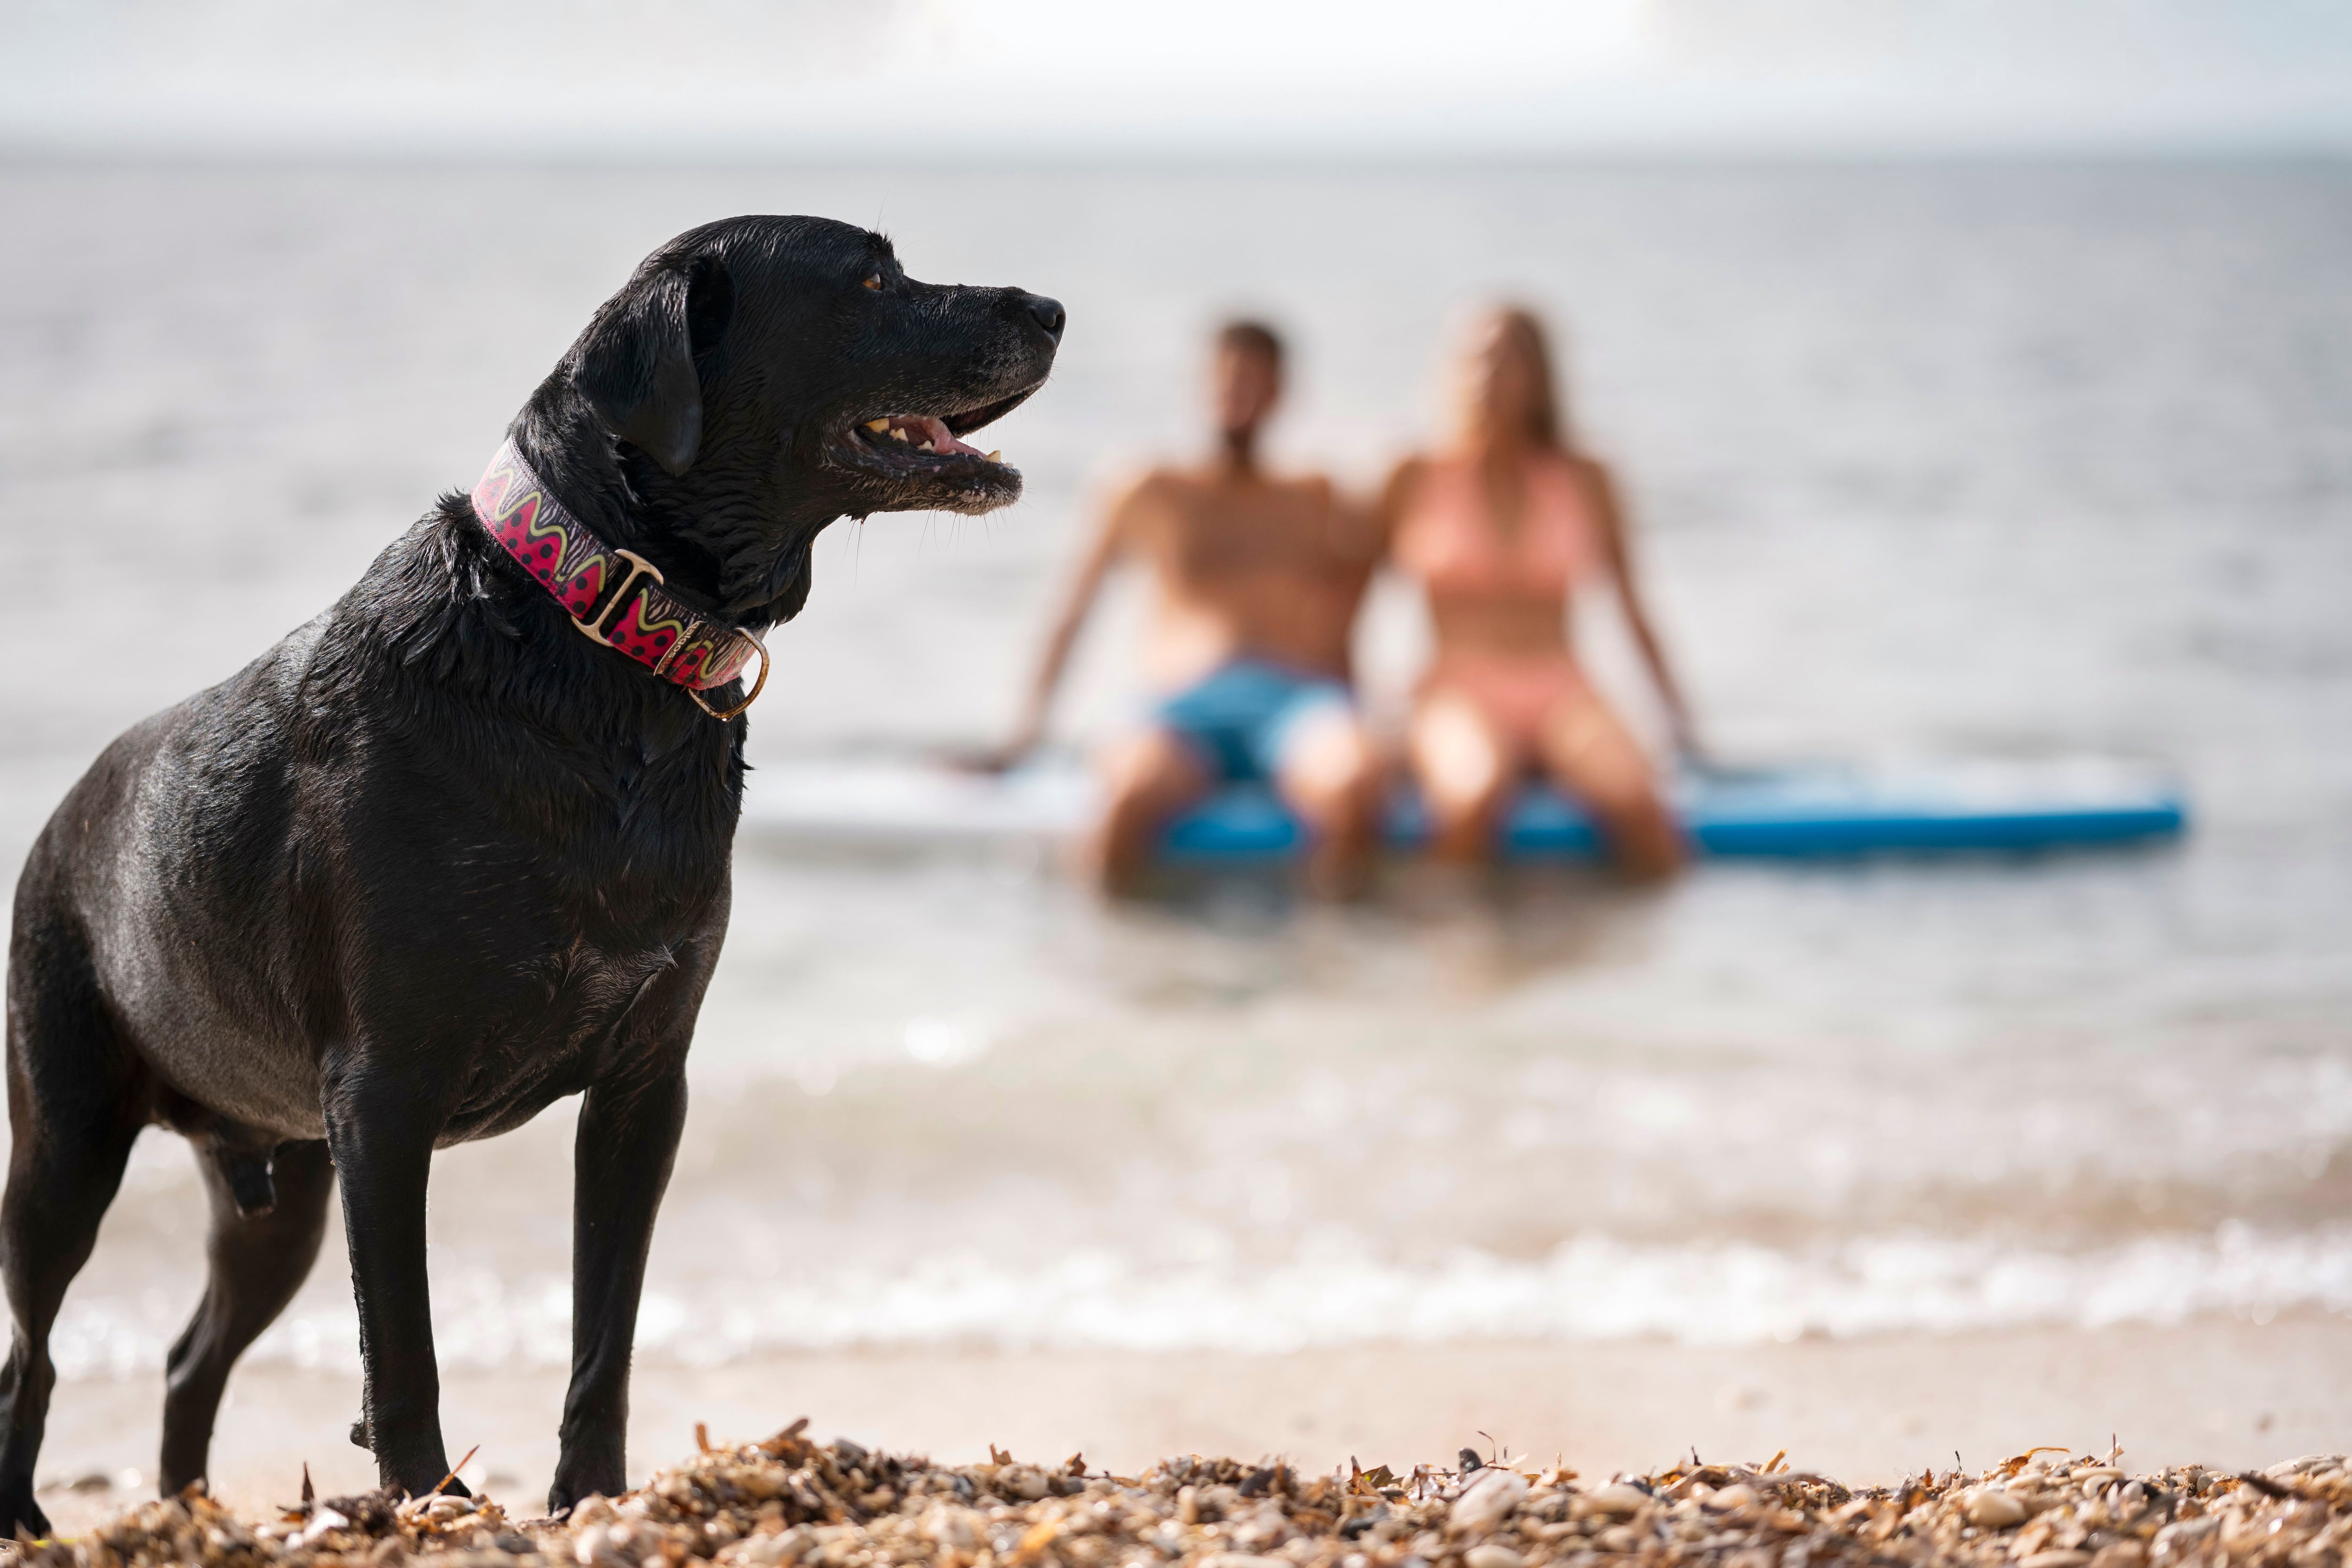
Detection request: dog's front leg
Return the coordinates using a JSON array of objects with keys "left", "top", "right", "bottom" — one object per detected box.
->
[
  {"left": 549, "top": 1061, "right": 688, "bottom": 1515},
  {"left": 321, "top": 1059, "right": 461, "bottom": 1497}
]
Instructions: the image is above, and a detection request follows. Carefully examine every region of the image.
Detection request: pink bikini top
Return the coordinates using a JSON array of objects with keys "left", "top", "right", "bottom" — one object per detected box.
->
[{"left": 1392, "top": 455, "right": 1602, "bottom": 602}]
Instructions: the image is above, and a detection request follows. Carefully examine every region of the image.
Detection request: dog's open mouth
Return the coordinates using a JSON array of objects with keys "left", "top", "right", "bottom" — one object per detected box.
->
[
  {"left": 830, "top": 385, "right": 1039, "bottom": 511},
  {"left": 856, "top": 414, "right": 1001, "bottom": 463}
]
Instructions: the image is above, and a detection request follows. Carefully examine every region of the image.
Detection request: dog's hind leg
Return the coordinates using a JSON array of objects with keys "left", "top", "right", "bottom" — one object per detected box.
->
[
  {"left": 158, "top": 1139, "right": 334, "bottom": 1496},
  {"left": 0, "top": 913, "right": 146, "bottom": 1536}
]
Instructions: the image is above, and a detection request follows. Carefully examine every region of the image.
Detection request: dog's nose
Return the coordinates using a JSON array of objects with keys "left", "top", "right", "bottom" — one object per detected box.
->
[{"left": 1021, "top": 293, "right": 1066, "bottom": 343}]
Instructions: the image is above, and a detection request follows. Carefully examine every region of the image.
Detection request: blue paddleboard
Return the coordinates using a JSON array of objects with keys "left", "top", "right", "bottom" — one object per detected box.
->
[
  {"left": 742, "top": 756, "right": 2187, "bottom": 861},
  {"left": 1162, "top": 760, "right": 2187, "bottom": 860}
]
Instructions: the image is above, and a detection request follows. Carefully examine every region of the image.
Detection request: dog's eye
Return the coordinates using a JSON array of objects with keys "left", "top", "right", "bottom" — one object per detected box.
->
[{"left": 863, "top": 273, "right": 883, "bottom": 291}]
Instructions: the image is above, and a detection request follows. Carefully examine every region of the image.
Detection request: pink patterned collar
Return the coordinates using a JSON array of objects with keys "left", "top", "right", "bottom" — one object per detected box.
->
[{"left": 469, "top": 440, "right": 769, "bottom": 720}]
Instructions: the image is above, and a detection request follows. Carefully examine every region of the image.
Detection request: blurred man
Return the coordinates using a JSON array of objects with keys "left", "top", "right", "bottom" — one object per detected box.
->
[{"left": 989, "top": 321, "right": 1383, "bottom": 896}]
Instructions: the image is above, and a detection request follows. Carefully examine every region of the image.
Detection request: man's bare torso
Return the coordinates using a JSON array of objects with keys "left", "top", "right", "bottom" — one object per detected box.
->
[{"left": 1111, "top": 465, "right": 1373, "bottom": 690}]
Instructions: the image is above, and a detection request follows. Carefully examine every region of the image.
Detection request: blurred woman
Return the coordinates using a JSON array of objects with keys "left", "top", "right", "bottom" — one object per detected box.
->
[{"left": 1377, "top": 307, "right": 1692, "bottom": 877}]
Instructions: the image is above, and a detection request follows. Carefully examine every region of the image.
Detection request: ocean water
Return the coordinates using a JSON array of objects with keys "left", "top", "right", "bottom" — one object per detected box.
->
[{"left": 2, "top": 161, "right": 2349, "bottom": 1382}]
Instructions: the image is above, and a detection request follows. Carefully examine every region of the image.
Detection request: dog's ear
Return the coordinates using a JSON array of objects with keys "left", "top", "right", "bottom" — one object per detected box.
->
[{"left": 576, "top": 255, "right": 733, "bottom": 476}]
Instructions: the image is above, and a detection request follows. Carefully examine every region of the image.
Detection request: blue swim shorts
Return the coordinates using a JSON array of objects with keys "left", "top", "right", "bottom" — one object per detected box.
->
[{"left": 1155, "top": 659, "right": 1354, "bottom": 784}]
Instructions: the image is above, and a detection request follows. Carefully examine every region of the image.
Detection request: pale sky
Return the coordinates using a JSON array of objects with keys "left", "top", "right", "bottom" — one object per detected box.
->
[{"left": 5, "top": 0, "right": 2351, "bottom": 159}]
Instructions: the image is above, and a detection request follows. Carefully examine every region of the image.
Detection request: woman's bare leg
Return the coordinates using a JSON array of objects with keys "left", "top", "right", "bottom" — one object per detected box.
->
[
  {"left": 1536, "top": 689, "right": 1683, "bottom": 881},
  {"left": 1275, "top": 707, "right": 1382, "bottom": 899},
  {"left": 1090, "top": 729, "right": 1213, "bottom": 896},
  {"left": 1407, "top": 692, "right": 1516, "bottom": 864}
]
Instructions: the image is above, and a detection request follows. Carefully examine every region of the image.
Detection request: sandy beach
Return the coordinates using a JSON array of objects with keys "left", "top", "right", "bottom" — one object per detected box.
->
[{"left": 28, "top": 1316, "right": 2348, "bottom": 1535}]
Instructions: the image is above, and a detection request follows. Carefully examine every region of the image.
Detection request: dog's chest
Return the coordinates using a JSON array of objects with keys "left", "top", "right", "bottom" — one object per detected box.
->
[
  {"left": 438, "top": 888, "right": 712, "bottom": 1139},
  {"left": 453, "top": 937, "right": 679, "bottom": 1112},
  {"left": 491, "top": 756, "right": 726, "bottom": 987}
]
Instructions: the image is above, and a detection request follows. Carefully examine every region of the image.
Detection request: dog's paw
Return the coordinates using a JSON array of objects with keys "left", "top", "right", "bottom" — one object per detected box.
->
[
  {"left": 548, "top": 1459, "right": 626, "bottom": 1520},
  {"left": 0, "top": 1488, "right": 55, "bottom": 1540}
]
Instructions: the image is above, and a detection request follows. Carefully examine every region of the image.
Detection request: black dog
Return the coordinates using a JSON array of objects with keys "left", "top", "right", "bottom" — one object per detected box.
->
[{"left": 0, "top": 215, "right": 1061, "bottom": 1529}]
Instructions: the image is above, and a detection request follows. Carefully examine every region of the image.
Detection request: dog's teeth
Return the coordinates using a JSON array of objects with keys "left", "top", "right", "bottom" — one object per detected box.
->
[
  {"left": 865, "top": 418, "right": 890, "bottom": 433},
  {"left": 917, "top": 441, "right": 936, "bottom": 453},
  {"left": 890, "top": 427, "right": 910, "bottom": 443},
  {"left": 986, "top": 451, "right": 1003, "bottom": 463}
]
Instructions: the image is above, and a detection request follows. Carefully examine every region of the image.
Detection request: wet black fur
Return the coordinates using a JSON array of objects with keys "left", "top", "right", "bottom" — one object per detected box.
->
[{"left": 0, "top": 216, "right": 1061, "bottom": 1528}]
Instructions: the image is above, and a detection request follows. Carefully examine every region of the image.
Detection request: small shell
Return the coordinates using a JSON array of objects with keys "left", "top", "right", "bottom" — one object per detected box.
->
[
  {"left": 1465, "top": 1544, "right": 1526, "bottom": 1568},
  {"left": 2018, "top": 1552, "right": 2092, "bottom": 1568},
  {"left": 919, "top": 1507, "right": 982, "bottom": 1552}
]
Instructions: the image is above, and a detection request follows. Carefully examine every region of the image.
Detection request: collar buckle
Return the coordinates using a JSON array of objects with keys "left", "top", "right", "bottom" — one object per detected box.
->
[{"left": 574, "top": 549, "right": 663, "bottom": 646}]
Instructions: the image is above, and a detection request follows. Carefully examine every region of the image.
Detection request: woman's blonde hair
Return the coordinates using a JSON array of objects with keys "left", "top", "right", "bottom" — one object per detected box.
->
[{"left": 1454, "top": 305, "right": 1569, "bottom": 453}]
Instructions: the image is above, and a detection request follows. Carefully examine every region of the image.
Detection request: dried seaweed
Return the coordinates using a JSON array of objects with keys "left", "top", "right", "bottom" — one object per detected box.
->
[{"left": 12, "top": 1435, "right": 2351, "bottom": 1568}]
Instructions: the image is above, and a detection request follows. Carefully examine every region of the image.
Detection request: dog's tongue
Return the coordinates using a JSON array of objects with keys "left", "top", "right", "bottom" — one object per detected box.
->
[{"left": 898, "top": 415, "right": 983, "bottom": 457}]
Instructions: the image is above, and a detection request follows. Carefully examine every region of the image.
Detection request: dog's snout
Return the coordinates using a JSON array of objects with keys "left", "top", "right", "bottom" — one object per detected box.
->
[{"left": 1019, "top": 292, "right": 1066, "bottom": 343}]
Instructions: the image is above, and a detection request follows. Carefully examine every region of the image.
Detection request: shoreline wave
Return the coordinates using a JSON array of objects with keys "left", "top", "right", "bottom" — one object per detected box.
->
[{"left": 48, "top": 1223, "right": 2352, "bottom": 1381}]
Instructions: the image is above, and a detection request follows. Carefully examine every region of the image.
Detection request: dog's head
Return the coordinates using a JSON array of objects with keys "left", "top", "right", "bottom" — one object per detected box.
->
[{"left": 526, "top": 215, "right": 1062, "bottom": 622}]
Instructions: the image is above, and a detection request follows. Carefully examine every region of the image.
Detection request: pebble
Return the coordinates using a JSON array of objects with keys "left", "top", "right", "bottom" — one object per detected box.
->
[
  {"left": 1966, "top": 1488, "right": 2030, "bottom": 1527},
  {"left": 1448, "top": 1470, "right": 1529, "bottom": 1535},
  {"left": 1587, "top": 1482, "right": 1654, "bottom": 1518}
]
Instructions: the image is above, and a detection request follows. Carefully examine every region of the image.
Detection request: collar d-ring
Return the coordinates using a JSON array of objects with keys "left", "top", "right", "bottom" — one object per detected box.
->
[{"left": 688, "top": 628, "right": 770, "bottom": 722}]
